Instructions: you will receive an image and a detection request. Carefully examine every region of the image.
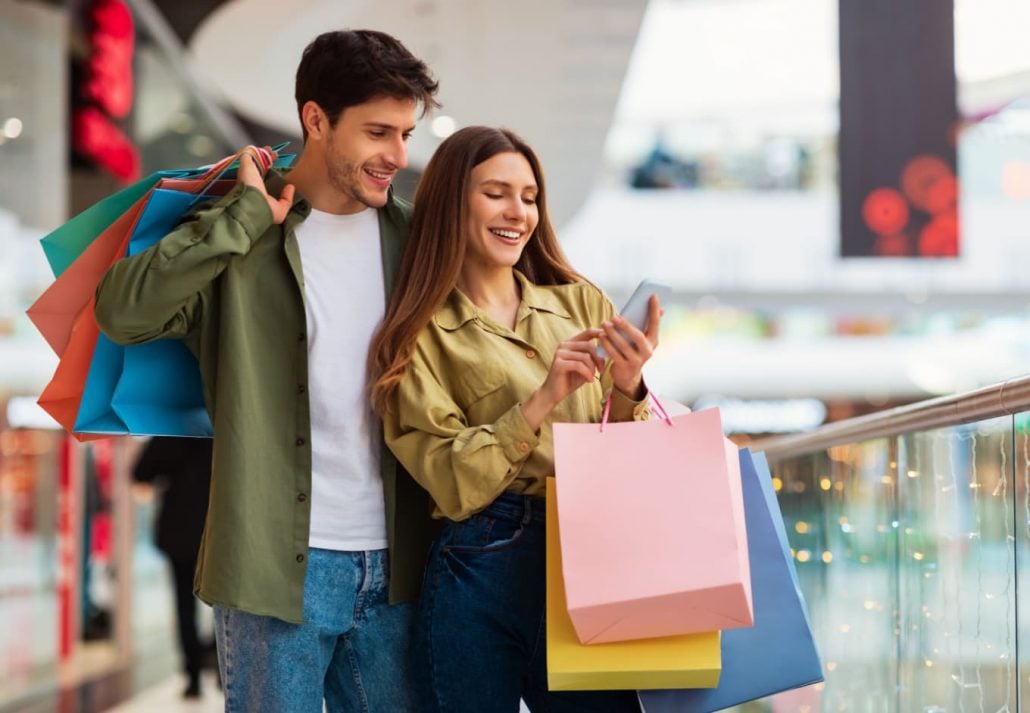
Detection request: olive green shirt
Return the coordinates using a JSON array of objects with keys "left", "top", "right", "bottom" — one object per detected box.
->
[
  {"left": 94, "top": 173, "right": 437, "bottom": 624},
  {"left": 386, "top": 271, "right": 648, "bottom": 521}
]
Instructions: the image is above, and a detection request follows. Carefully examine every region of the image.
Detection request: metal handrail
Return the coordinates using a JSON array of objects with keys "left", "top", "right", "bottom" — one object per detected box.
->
[{"left": 752, "top": 374, "right": 1030, "bottom": 460}]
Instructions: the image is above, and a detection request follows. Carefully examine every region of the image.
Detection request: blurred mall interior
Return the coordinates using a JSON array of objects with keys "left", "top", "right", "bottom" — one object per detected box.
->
[{"left": 2, "top": 0, "right": 1030, "bottom": 710}]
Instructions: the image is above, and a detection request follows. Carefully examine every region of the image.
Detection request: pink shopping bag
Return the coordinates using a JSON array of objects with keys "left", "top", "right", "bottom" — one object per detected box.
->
[{"left": 553, "top": 399, "right": 753, "bottom": 644}]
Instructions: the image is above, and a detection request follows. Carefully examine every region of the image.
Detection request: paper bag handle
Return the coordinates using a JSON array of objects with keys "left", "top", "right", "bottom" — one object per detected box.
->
[
  {"left": 599, "top": 390, "right": 673, "bottom": 433},
  {"left": 190, "top": 142, "right": 290, "bottom": 205}
]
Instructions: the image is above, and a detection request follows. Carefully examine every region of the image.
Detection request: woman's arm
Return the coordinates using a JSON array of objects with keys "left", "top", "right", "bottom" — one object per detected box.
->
[
  {"left": 386, "top": 358, "right": 540, "bottom": 521},
  {"left": 386, "top": 328, "right": 606, "bottom": 520}
]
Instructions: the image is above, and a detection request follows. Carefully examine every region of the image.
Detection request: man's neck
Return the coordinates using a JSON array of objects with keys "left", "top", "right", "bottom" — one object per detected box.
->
[{"left": 284, "top": 151, "right": 370, "bottom": 215}]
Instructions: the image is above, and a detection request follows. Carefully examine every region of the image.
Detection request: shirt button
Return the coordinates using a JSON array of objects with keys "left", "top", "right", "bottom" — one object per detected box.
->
[
  {"left": 295, "top": 437, "right": 305, "bottom": 447},
  {"left": 297, "top": 384, "right": 306, "bottom": 394},
  {"left": 518, "top": 442, "right": 530, "bottom": 453},
  {"left": 526, "top": 349, "right": 536, "bottom": 359},
  {"left": 296, "top": 554, "right": 305, "bottom": 563},
  {"left": 297, "top": 333, "right": 305, "bottom": 342},
  {"left": 297, "top": 492, "right": 307, "bottom": 503}
]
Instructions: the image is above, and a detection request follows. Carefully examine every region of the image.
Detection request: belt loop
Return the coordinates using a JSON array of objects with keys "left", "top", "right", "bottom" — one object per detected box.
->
[{"left": 522, "top": 495, "right": 533, "bottom": 526}]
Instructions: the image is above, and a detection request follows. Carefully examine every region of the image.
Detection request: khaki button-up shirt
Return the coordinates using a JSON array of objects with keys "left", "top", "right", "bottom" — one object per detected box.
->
[{"left": 386, "top": 271, "right": 648, "bottom": 521}]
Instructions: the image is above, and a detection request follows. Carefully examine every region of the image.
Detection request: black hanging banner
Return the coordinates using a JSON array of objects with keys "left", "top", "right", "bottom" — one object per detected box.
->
[{"left": 839, "top": 0, "right": 959, "bottom": 257}]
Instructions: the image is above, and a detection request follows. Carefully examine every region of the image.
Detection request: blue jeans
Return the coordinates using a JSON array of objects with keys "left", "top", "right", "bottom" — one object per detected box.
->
[
  {"left": 414, "top": 492, "right": 641, "bottom": 713},
  {"left": 215, "top": 548, "right": 415, "bottom": 712}
]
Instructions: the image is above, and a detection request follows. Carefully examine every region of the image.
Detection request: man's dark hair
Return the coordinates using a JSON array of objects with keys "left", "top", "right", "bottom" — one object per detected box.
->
[{"left": 295, "top": 30, "right": 439, "bottom": 140}]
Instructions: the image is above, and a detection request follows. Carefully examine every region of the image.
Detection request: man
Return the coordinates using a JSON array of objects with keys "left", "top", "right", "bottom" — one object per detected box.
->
[{"left": 95, "top": 30, "right": 439, "bottom": 712}]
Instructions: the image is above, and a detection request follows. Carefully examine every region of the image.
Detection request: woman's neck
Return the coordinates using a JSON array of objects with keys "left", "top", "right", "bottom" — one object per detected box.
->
[{"left": 457, "top": 266, "right": 521, "bottom": 330}]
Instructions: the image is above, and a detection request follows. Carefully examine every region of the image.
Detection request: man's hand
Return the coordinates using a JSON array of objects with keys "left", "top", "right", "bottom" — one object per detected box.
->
[{"left": 238, "top": 149, "right": 295, "bottom": 225}]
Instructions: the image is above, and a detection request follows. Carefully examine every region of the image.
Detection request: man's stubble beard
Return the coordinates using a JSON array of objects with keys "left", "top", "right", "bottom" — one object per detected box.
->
[{"left": 326, "top": 153, "right": 371, "bottom": 209}]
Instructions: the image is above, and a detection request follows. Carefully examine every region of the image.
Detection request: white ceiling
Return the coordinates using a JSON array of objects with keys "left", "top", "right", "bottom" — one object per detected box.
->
[{"left": 187, "top": 0, "right": 649, "bottom": 225}]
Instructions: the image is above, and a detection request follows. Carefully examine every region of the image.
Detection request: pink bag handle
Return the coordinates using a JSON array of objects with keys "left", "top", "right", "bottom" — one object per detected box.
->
[{"left": 599, "top": 391, "right": 673, "bottom": 433}]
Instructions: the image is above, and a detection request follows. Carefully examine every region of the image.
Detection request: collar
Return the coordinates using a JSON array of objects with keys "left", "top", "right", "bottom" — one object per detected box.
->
[
  {"left": 264, "top": 169, "right": 312, "bottom": 217},
  {"left": 435, "top": 270, "right": 572, "bottom": 331}
]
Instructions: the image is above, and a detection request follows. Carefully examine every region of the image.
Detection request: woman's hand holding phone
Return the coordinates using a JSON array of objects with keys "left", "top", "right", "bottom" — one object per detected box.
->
[
  {"left": 599, "top": 294, "right": 662, "bottom": 400},
  {"left": 521, "top": 329, "right": 605, "bottom": 432}
]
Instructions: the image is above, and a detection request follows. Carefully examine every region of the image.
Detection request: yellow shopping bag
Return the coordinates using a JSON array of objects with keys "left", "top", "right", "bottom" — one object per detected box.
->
[{"left": 545, "top": 479, "right": 722, "bottom": 691}]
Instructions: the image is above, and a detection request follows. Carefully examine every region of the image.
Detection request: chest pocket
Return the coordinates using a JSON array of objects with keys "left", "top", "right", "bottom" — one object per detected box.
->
[{"left": 455, "top": 362, "right": 509, "bottom": 416}]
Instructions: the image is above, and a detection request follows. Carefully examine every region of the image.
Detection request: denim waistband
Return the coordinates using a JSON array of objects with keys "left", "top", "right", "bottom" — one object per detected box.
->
[{"left": 478, "top": 489, "right": 546, "bottom": 525}]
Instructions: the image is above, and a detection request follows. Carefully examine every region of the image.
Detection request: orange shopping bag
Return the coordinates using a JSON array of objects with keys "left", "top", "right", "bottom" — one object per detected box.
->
[
  {"left": 27, "top": 177, "right": 236, "bottom": 357},
  {"left": 28, "top": 208, "right": 139, "bottom": 356},
  {"left": 36, "top": 301, "right": 104, "bottom": 440},
  {"left": 552, "top": 397, "right": 753, "bottom": 644}
]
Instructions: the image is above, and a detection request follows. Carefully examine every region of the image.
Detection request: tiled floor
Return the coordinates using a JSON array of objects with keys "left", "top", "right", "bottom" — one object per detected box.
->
[
  {"left": 101, "top": 672, "right": 223, "bottom": 713},
  {"left": 99, "top": 674, "right": 535, "bottom": 712}
]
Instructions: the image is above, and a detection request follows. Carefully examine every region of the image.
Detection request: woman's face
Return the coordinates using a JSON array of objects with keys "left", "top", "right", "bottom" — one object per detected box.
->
[{"left": 464, "top": 151, "right": 539, "bottom": 273}]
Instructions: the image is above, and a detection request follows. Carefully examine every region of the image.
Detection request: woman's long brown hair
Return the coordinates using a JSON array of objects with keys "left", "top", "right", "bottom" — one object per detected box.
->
[{"left": 369, "top": 126, "right": 584, "bottom": 415}]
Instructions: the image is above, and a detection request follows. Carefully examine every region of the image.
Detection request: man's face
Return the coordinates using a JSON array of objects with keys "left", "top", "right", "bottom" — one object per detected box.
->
[{"left": 320, "top": 96, "right": 417, "bottom": 212}]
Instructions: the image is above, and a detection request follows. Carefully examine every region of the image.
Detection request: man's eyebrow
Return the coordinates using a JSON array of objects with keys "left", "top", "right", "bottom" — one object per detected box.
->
[{"left": 362, "top": 122, "right": 417, "bottom": 133}]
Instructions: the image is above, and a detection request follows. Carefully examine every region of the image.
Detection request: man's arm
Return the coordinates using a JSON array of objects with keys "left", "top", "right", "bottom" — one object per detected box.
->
[
  {"left": 95, "top": 152, "right": 295, "bottom": 345},
  {"left": 94, "top": 184, "right": 274, "bottom": 345}
]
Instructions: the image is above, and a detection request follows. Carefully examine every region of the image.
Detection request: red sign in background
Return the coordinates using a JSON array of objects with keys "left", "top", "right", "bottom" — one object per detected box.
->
[
  {"left": 73, "top": 0, "right": 140, "bottom": 183},
  {"left": 839, "top": 0, "right": 959, "bottom": 258}
]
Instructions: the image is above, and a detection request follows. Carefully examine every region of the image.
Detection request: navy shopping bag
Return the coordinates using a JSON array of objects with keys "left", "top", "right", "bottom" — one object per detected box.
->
[{"left": 639, "top": 449, "right": 823, "bottom": 713}]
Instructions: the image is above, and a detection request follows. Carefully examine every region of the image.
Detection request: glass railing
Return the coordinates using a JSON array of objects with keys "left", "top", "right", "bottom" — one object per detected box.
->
[{"left": 744, "top": 376, "right": 1030, "bottom": 711}]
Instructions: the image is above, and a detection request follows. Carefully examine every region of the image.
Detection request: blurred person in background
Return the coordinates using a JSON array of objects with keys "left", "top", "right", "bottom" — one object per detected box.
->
[
  {"left": 133, "top": 436, "right": 214, "bottom": 699},
  {"left": 369, "top": 126, "right": 661, "bottom": 712}
]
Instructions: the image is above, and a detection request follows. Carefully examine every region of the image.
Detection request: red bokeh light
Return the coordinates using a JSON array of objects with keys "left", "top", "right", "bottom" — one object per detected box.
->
[
  {"left": 862, "top": 187, "right": 910, "bottom": 236},
  {"left": 901, "top": 154, "right": 954, "bottom": 213},
  {"left": 873, "top": 233, "right": 910, "bottom": 256},
  {"left": 918, "top": 211, "right": 958, "bottom": 257},
  {"left": 73, "top": 107, "right": 141, "bottom": 183},
  {"left": 924, "top": 173, "right": 958, "bottom": 215}
]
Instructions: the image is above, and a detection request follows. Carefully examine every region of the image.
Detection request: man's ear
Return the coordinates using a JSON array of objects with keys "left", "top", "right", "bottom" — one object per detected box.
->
[{"left": 301, "top": 101, "right": 327, "bottom": 141}]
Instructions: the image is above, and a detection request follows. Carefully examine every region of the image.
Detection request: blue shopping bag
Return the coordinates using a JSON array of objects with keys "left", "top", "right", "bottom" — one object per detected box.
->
[
  {"left": 74, "top": 146, "right": 294, "bottom": 437},
  {"left": 74, "top": 188, "right": 216, "bottom": 436},
  {"left": 639, "top": 449, "right": 823, "bottom": 713}
]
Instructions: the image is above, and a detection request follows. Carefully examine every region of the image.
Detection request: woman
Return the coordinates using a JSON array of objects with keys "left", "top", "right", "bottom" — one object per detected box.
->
[{"left": 369, "top": 126, "right": 660, "bottom": 712}]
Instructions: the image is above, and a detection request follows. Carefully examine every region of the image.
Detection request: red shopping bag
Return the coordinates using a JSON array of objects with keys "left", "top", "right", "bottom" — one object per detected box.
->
[
  {"left": 36, "top": 300, "right": 105, "bottom": 441},
  {"left": 552, "top": 398, "right": 753, "bottom": 644}
]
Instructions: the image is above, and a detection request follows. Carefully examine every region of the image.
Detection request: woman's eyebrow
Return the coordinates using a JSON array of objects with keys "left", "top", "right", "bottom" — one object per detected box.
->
[{"left": 479, "top": 179, "right": 538, "bottom": 191}]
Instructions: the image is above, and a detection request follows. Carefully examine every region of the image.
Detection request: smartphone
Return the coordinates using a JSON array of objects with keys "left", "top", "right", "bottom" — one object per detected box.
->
[{"left": 596, "top": 279, "right": 671, "bottom": 359}]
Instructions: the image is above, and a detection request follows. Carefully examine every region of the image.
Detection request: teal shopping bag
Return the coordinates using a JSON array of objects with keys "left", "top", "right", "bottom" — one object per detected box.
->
[
  {"left": 73, "top": 146, "right": 295, "bottom": 436},
  {"left": 40, "top": 170, "right": 204, "bottom": 278},
  {"left": 41, "top": 142, "right": 292, "bottom": 277},
  {"left": 639, "top": 450, "right": 823, "bottom": 712}
]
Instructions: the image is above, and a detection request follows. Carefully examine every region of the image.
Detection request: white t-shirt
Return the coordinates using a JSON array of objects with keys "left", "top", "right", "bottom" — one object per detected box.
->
[{"left": 295, "top": 206, "right": 387, "bottom": 551}]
